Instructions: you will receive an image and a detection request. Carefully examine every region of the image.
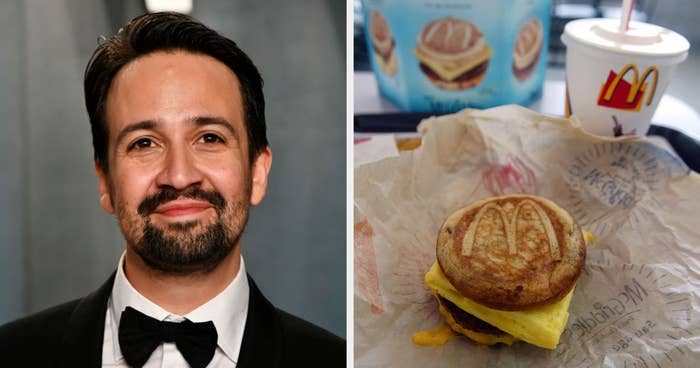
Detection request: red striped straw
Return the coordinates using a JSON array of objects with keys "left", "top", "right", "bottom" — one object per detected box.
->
[{"left": 619, "top": 0, "right": 635, "bottom": 32}]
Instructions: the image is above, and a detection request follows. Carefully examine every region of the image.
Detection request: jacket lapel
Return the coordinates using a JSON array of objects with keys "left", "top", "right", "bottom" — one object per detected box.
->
[
  {"left": 56, "top": 271, "right": 115, "bottom": 368},
  {"left": 237, "top": 275, "right": 283, "bottom": 368}
]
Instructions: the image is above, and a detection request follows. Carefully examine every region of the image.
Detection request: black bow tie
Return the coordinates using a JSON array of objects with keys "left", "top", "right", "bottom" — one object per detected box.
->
[{"left": 118, "top": 306, "right": 218, "bottom": 368}]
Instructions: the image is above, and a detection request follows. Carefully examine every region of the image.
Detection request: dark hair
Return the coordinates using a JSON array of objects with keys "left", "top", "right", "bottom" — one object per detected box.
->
[{"left": 84, "top": 12, "right": 267, "bottom": 171}]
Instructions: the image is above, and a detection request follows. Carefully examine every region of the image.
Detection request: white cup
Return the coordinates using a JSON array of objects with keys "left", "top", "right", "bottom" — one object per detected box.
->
[{"left": 561, "top": 18, "right": 689, "bottom": 136}]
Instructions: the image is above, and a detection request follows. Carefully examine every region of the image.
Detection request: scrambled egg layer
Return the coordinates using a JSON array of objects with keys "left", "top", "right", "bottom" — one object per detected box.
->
[{"left": 425, "top": 262, "right": 573, "bottom": 349}]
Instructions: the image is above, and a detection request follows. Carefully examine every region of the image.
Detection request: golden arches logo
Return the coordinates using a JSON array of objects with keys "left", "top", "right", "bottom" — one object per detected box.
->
[
  {"left": 597, "top": 64, "right": 659, "bottom": 111},
  {"left": 460, "top": 200, "right": 560, "bottom": 260}
]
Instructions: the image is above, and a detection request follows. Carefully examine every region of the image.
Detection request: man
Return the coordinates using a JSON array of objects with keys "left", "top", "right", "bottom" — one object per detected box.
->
[{"left": 0, "top": 12, "right": 344, "bottom": 367}]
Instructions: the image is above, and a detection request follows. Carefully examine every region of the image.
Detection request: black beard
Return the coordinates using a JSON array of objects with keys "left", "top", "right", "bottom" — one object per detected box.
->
[{"left": 130, "top": 186, "right": 249, "bottom": 275}]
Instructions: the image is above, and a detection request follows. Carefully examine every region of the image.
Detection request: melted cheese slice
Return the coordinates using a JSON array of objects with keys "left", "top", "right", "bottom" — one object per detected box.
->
[
  {"left": 414, "top": 45, "right": 492, "bottom": 82},
  {"left": 413, "top": 323, "right": 455, "bottom": 347},
  {"left": 583, "top": 230, "right": 597, "bottom": 246},
  {"left": 425, "top": 262, "right": 573, "bottom": 349}
]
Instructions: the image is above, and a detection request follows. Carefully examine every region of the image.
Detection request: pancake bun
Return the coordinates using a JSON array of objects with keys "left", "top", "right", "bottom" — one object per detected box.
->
[{"left": 436, "top": 195, "right": 586, "bottom": 311}]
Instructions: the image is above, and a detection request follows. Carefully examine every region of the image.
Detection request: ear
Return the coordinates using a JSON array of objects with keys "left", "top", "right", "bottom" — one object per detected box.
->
[
  {"left": 249, "top": 147, "right": 272, "bottom": 206},
  {"left": 94, "top": 162, "right": 115, "bottom": 214}
]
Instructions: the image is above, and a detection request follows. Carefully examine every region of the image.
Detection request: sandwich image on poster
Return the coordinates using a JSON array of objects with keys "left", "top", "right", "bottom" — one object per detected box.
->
[
  {"left": 369, "top": 10, "right": 398, "bottom": 76},
  {"left": 414, "top": 17, "right": 492, "bottom": 90},
  {"left": 512, "top": 19, "right": 543, "bottom": 82}
]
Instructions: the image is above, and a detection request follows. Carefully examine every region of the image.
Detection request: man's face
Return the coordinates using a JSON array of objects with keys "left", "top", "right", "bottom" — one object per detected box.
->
[{"left": 96, "top": 51, "right": 271, "bottom": 274}]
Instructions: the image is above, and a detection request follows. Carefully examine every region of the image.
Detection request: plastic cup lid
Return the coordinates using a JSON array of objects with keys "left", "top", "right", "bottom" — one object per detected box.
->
[{"left": 562, "top": 18, "right": 689, "bottom": 59}]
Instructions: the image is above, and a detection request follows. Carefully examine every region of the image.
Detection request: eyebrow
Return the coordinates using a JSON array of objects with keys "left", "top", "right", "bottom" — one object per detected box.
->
[
  {"left": 114, "top": 116, "right": 240, "bottom": 148},
  {"left": 114, "top": 120, "right": 157, "bottom": 148},
  {"left": 191, "top": 116, "right": 239, "bottom": 141}
]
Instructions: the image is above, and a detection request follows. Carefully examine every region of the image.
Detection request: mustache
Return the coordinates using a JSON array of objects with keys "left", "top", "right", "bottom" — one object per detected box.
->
[{"left": 137, "top": 186, "right": 227, "bottom": 216}]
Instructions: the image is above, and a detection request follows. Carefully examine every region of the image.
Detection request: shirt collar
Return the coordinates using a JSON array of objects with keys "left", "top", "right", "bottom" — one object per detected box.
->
[{"left": 110, "top": 252, "right": 249, "bottom": 364}]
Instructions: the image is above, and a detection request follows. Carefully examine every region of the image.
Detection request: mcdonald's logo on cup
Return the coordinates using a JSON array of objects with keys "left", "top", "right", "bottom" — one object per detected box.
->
[
  {"left": 596, "top": 64, "right": 659, "bottom": 112},
  {"left": 562, "top": 18, "right": 688, "bottom": 136}
]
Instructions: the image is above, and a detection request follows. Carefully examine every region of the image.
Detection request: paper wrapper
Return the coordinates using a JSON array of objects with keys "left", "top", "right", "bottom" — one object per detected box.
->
[{"left": 354, "top": 105, "right": 700, "bottom": 367}]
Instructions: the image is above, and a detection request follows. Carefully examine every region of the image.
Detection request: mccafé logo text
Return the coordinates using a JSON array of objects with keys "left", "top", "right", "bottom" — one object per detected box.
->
[{"left": 597, "top": 64, "right": 659, "bottom": 111}]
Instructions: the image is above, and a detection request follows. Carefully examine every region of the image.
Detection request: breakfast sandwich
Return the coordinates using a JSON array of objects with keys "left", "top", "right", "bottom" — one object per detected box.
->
[
  {"left": 512, "top": 19, "right": 543, "bottom": 82},
  {"left": 414, "top": 17, "right": 492, "bottom": 90},
  {"left": 369, "top": 11, "right": 398, "bottom": 76},
  {"left": 419, "top": 195, "right": 593, "bottom": 349}
]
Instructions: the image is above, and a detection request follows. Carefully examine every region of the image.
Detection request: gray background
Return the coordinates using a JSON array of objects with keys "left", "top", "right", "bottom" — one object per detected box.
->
[{"left": 0, "top": 0, "right": 346, "bottom": 338}]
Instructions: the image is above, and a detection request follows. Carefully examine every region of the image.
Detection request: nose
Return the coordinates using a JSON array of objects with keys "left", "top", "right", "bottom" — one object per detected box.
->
[{"left": 154, "top": 144, "right": 203, "bottom": 190}]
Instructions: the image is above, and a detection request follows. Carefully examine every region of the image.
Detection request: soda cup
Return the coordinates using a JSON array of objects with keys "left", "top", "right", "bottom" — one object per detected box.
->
[{"left": 561, "top": 18, "right": 689, "bottom": 136}]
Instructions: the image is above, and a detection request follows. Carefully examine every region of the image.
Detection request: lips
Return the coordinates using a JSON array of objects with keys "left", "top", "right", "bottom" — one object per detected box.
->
[{"left": 152, "top": 200, "right": 213, "bottom": 217}]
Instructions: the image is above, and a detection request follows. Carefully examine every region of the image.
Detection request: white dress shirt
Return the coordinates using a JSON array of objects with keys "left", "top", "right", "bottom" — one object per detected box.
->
[{"left": 101, "top": 253, "right": 249, "bottom": 367}]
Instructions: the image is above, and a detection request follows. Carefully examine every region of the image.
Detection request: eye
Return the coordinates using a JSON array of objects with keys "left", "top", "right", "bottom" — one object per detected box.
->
[
  {"left": 199, "top": 133, "right": 224, "bottom": 144},
  {"left": 129, "top": 137, "right": 155, "bottom": 151}
]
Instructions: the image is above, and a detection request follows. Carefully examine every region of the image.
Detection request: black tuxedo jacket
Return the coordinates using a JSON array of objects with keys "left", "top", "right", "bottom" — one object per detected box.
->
[{"left": 0, "top": 273, "right": 345, "bottom": 367}]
